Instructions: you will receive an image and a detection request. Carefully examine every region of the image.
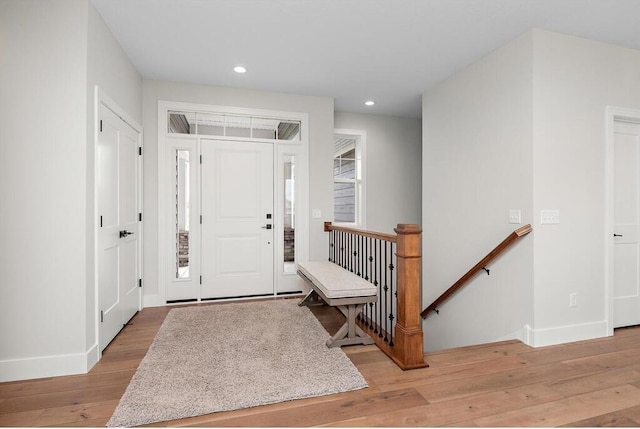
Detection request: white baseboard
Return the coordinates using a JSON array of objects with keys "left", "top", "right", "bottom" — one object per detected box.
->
[
  {"left": 523, "top": 320, "right": 610, "bottom": 348},
  {"left": 0, "top": 343, "right": 100, "bottom": 382},
  {"left": 86, "top": 342, "right": 100, "bottom": 372}
]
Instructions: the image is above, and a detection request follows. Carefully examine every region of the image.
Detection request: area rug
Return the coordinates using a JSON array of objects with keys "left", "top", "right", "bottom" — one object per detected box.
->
[{"left": 107, "top": 299, "right": 368, "bottom": 427}]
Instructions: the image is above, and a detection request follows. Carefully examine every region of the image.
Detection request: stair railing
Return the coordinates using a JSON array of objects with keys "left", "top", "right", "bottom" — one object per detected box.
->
[
  {"left": 421, "top": 224, "right": 532, "bottom": 319},
  {"left": 324, "top": 222, "right": 428, "bottom": 370}
]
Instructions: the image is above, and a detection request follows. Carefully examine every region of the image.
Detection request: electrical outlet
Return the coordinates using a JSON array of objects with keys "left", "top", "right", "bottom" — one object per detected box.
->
[
  {"left": 570, "top": 293, "right": 577, "bottom": 308},
  {"left": 312, "top": 209, "right": 322, "bottom": 219}
]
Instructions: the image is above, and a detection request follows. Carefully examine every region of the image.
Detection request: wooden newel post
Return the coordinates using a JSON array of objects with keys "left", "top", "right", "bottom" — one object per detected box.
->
[{"left": 393, "top": 224, "right": 428, "bottom": 369}]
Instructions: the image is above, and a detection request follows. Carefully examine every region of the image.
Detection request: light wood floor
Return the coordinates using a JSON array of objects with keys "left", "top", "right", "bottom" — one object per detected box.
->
[{"left": 3, "top": 300, "right": 640, "bottom": 427}]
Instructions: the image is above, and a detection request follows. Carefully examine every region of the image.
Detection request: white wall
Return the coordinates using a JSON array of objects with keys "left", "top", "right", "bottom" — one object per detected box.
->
[
  {"left": 334, "top": 112, "right": 422, "bottom": 234},
  {"left": 530, "top": 29, "right": 640, "bottom": 345},
  {"left": 422, "top": 31, "right": 535, "bottom": 351},
  {"left": 0, "top": 0, "right": 89, "bottom": 381},
  {"left": 141, "top": 80, "right": 334, "bottom": 305},
  {"left": 0, "top": 0, "right": 142, "bottom": 382}
]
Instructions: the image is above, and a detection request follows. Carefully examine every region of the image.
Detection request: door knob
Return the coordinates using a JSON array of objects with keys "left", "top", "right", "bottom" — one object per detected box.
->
[
  {"left": 119, "top": 230, "right": 134, "bottom": 238},
  {"left": 261, "top": 224, "right": 272, "bottom": 230}
]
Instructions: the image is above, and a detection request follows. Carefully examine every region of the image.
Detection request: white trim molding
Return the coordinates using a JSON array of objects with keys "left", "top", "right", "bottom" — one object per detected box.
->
[
  {"left": 0, "top": 344, "right": 99, "bottom": 383},
  {"left": 524, "top": 320, "right": 609, "bottom": 348}
]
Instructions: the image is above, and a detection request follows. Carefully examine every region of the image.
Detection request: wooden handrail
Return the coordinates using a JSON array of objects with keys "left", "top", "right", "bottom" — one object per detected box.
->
[
  {"left": 324, "top": 221, "right": 397, "bottom": 243},
  {"left": 324, "top": 222, "right": 427, "bottom": 370},
  {"left": 421, "top": 224, "right": 532, "bottom": 319}
]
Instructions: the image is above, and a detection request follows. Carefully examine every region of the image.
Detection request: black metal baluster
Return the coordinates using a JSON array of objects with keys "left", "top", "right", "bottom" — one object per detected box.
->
[
  {"left": 351, "top": 233, "right": 356, "bottom": 273},
  {"left": 345, "top": 232, "right": 349, "bottom": 271},
  {"left": 389, "top": 241, "right": 395, "bottom": 347},
  {"left": 356, "top": 235, "right": 362, "bottom": 276},
  {"left": 383, "top": 241, "right": 389, "bottom": 342},
  {"left": 349, "top": 234, "right": 356, "bottom": 273},
  {"left": 346, "top": 232, "right": 350, "bottom": 270},
  {"left": 371, "top": 239, "right": 377, "bottom": 334},
  {"left": 369, "top": 238, "right": 376, "bottom": 329},
  {"left": 342, "top": 232, "right": 347, "bottom": 269},
  {"left": 364, "top": 237, "right": 369, "bottom": 281}
]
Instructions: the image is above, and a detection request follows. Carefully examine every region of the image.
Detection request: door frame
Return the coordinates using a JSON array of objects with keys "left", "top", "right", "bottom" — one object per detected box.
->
[
  {"left": 157, "top": 101, "right": 309, "bottom": 305},
  {"left": 94, "top": 86, "right": 143, "bottom": 356},
  {"left": 605, "top": 106, "right": 640, "bottom": 336}
]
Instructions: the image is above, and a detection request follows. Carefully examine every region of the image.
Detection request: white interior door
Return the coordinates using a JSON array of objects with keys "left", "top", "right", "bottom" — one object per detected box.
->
[
  {"left": 201, "top": 139, "right": 274, "bottom": 299},
  {"left": 613, "top": 120, "right": 640, "bottom": 328},
  {"left": 98, "top": 103, "right": 141, "bottom": 350}
]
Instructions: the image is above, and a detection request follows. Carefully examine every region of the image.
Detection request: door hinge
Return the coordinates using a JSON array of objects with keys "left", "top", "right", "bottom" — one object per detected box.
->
[
  {"left": 138, "top": 278, "right": 142, "bottom": 288},
  {"left": 138, "top": 147, "right": 142, "bottom": 156},
  {"left": 100, "top": 310, "right": 104, "bottom": 323},
  {"left": 200, "top": 275, "right": 202, "bottom": 285},
  {"left": 200, "top": 155, "right": 202, "bottom": 164},
  {"left": 200, "top": 215, "right": 202, "bottom": 224},
  {"left": 99, "top": 120, "right": 103, "bottom": 132},
  {"left": 139, "top": 212, "right": 142, "bottom": 222},
  {"left": 100, "top": 215, "right": 103, "bottom": 228}
]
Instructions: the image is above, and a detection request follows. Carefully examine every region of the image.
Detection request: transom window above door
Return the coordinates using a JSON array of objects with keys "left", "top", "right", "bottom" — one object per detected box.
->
[{"left": 168, "top": 110, "right": 300, "bottom": 141}]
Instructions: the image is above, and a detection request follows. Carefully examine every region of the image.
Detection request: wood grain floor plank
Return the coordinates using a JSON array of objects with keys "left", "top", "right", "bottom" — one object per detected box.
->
[
  {"left": 0, "top": 385, "right": 125, "bottom": 415},
  {"left": 618, "top": 403, "right": 640, "bottom": 424},
  {"left": 545, "top": 367, "right": 640, "bottom": 397},
  {"left": 357, "top": 384, "right": 563, "bottom": 427},
  {"left": 373, "top": 355, "right": 531, "bottom": 393},
  {"left": 561, "top": 348, "right": 640, "bottom": 372},
  {"left": 176, "top": 388, "right": 427, "bottom": 427},
  {"left": 0, "top": 408, "right": 45, "bottom": 427},
  {"left": 0, "top": 400, "right": 118, "bottom": 427},
  {"left": 560, "top": 411, "right": 640, "bottom": 427},
  {"left": 424, "top": 340, "right": 531, "bottom": 366},
  {"left": 472, "top": 385, "right": 640, "bottom": 427},
  {"left": 0, "top": 370, "right": 135, "bottom": 399},
  {"left": 416, "top": 361, "right": 587, "bottom": 403}
]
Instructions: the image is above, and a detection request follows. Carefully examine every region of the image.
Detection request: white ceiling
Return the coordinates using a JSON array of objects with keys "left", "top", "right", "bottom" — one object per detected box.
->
[{"left": 91, "top": 0, "right": 640, "bottom": 118}]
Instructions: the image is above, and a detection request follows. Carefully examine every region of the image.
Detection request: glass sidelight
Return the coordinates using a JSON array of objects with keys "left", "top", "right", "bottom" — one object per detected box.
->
[
  {"left": 176, "top": 150, "right": 190, "bottom": 279},
  {"left": 283, "top": 155, "right": 296, "bottom": 272}
]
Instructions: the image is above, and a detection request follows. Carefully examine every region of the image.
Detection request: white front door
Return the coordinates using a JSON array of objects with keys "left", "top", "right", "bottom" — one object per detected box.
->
[
  {"left": 98, "top": 103, "right": 141, "bottom": 350},
  {"left": 200, "top": 139, "right": 274, "bottom": 299},
  {"left": 613, "top": 120, "right": 640, "bottom": 328}
]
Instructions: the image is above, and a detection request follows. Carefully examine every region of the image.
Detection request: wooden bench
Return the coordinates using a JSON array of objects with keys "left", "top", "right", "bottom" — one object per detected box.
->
[{"left": 297, "top": 261, "right": 377, "bottom": 348}]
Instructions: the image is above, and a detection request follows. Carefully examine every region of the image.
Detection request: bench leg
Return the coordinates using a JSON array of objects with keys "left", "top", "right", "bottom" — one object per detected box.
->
[
  {"left": 299, "top": 289, "right": 324, "bottom": 307},
  {"left": 326, "top": 304, "right": 374, "bottom": 348}
]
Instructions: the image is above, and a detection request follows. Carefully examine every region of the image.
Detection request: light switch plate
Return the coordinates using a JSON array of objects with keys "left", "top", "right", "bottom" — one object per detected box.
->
[
  {"left": 312, "top": 209, "right": 322, "bottom": 219},
  {"left": 540, "top": 209, "right": 560, "bottom": 224},
  {"left": 509, "top": 209, "right": 521, "bottom": 224}
]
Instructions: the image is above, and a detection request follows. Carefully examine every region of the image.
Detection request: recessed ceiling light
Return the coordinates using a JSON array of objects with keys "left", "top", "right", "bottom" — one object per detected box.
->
[
  {"left": 233, "top": 66, "right": 247, "bottom": 74},
  {"left": 364, "top": 100, "right": 375, "bottom": 106}
]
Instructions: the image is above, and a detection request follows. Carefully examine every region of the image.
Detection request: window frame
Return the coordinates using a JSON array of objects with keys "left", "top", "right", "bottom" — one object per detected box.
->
[{"left": 333, "top": 129, "right": 366, "bottom": 228}]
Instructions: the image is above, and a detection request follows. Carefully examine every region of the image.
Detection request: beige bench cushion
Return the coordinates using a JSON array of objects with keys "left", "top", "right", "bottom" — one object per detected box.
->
[{"left": 297, "top": 261, "right": 377, "bottom": 299}]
